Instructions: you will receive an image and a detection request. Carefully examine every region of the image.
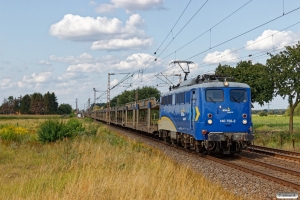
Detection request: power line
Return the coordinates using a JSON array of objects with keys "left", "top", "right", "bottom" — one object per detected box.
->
[
  {"left": 154, "top": 0, "right": 192, "bottom": 54},
  {"left": 156, "top": 0, "right": 209, "bottom": 59},
  {"left": 112, "top": 0, "right": 251, "bottom": 90},
  {"left": 198, "top": 21, "right": 300, "bottom": 67},
  {"left": 158, "top": 0, "right": 253, "bottom": 61},
  {"left": 186, "top": 6, "right": 300, "bottom": 60}
]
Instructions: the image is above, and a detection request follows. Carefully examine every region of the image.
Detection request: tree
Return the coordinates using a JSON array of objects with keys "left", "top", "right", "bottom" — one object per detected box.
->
[
  {"left": 13, "top": 97, "right": 21, "bottom": 114},
  {"left": 43, "top": 92, "right": 51, "bottom": 114},
  {"left": 20, "top": 94, "right": 31, "bottom": 114},
  {"left": 216, "top": 61, "right": 274, "bottom": 106},
  {"left": 49, "top": 92, "right": 58, "bottom": 114},
  {"left": 266, "top": 42, "right": 300, "bottom": 132},
  {"left": 30, "top": 93, "right": 44, "bottom": 114},
  {"left": 58, "top": 103, "right": 72, "bottom": 114},
  {"left": 110, "top": 86, "right": 161, "bottom": 107}
]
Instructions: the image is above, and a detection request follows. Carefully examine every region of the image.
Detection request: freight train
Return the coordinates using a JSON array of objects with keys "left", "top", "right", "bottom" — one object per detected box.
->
[{"left": 86, "top": 73, "right": 254, "bottom": 154}]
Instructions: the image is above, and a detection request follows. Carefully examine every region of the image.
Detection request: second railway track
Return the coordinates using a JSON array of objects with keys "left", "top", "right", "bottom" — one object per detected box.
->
[{"left": 249, "top": 145, "right": 300, "bottom": 162}]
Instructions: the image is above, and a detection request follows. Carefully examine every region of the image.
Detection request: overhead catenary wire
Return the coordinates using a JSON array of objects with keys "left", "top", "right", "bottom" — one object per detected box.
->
[
  {"left": 115, "top": 0, "right": 253, "bottom": 90},
  {"left": 156, "top": 0, "right": 209, "bottom": 59},
  {"left": 158, "top": 0, "right": 253, "bottom": 61},
  {"left": 186, "top": 6, "right": 300, "bottom": 60},
  {"left": 197, "top": 21, "right": 300, "bottom": 67},
  {"left": 99, "top": 3, "right": 300, "bottom": 101},
  {"left": 128, "top": 0, "right": 254, "bottom": 83},
  {"left": 154, "top": 0, "right": 192, "bottom": 54}
]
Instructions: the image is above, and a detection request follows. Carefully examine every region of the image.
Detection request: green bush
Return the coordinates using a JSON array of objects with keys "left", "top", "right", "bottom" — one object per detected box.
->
[
  {"left": 37, "top": 119, "right": 85, "bottom": 143},
  {"left": 258, "top": 111, "right": 268, "bottom": 117},
  {"left": 37, "top": 118, "right": 99, "bottom": 143}
]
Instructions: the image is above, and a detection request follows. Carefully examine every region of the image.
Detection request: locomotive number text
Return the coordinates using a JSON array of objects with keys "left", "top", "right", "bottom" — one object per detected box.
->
[{"left": 220, "top": 119, "right": 236, "bottom": 123}]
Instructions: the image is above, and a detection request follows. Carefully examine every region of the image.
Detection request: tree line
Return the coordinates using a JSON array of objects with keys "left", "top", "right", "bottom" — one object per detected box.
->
[
  {"left": 0, "top": 92, "right": 72, "bottom": 115},
  {"left": 216, "top": 42, "right": 300, "bottom": 132}
]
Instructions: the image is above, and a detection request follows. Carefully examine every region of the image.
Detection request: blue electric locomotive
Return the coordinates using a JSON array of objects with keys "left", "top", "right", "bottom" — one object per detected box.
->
[{"left": 158, "top": 73, "right": 254, "bottom": 154}]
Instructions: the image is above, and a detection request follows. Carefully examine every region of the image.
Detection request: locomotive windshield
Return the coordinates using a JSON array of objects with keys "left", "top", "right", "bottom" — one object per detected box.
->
[
  {"left": 206, "top": 90, "right": 224, "bottom": 102},
  {"left": 230, "top": 90, "right": 247, "bottom": 103}
]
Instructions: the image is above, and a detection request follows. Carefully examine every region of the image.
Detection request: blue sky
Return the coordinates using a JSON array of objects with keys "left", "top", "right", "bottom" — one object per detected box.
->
[{"left": 1, "top": 0, "right": 300, "bottom": 110}]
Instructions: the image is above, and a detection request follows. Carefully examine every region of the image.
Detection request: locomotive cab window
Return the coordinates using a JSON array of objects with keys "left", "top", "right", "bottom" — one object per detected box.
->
[
  {"left": 206, "top": 90, "right": 224, "bottom": 102},
  {"left": 230, "top": 90, "right": 247, "bottom": 103}
]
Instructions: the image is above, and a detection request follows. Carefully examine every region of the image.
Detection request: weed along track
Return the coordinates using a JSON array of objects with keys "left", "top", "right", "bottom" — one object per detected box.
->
[{"left": 102, "top": 122, "right": 300, "bottom": 199}]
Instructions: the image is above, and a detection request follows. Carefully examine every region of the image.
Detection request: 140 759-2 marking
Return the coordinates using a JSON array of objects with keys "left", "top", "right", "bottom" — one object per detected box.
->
[{"left": 220, "top": 119, "right": 236, "bottom": 123}]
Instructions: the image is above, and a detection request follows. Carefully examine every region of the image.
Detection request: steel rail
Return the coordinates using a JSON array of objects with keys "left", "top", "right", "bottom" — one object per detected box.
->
[
  {"left": 251, "top": 145, "right": 300, "bottom": 157},
  {"left": 250, "top": 149, "right": 300, "bottom": 162},
  {"left": 237, "top": 155, "right": 300, "bottom": 177},
  {"left": 204, "top": 155, "right": 300, "bottom": 191}
]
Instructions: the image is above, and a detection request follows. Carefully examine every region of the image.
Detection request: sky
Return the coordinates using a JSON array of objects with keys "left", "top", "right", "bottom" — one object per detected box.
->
[{"left": 1, "top": 0, "right": 300, "bottom": 111}]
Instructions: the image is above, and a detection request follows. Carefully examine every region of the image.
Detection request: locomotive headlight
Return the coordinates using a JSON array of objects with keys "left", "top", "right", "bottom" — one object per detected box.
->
[
  {"left": 223, "top": 81, "right": 229, "bottom": 87},
  {"left": 242, "top": 119, "right": 247, "bottom": 124},
  {"left": 208, "top": 119, "right": 213, "bottom": 124}
]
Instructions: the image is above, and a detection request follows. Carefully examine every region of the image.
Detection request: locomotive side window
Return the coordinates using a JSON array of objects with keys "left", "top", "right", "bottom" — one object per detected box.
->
[
  {"left": 230, "top": 90, "right": 247, "bottom": 103},
  {"left": 180, "top": 93, "right": 185, "bottom": 104},
  {"left": 185, "top": 92, "right": 190, "bottom": 103},
  {"left": 175, "top": 93, "right": 179, "bottom": 104},
  {"left": 206, "top": 90, "right": 224, "bottom": 102},
  {"left": 168, "top": 95, "right": 172, "bottom": 105}
]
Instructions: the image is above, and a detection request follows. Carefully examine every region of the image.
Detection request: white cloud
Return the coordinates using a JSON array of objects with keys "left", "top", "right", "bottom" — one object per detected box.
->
[
  {"left": 18, "top": 72, "right": 52, "bottom": 88},
  {"left": 245, "top": 30, "right": 300, "bottom": 50},
  {"left": 67, "top": 63, "right": 105, "bottom": 73},
  {"left": 57, "top": 72, "right": 89, "bottom": 81},
  {"left": 38, "top": 60, "right": 52, "bottom": 65},
  {"left": 110, "top": 79, "right": 118, "bottom": 87},
  {"left": 95, "top": 4, "right": 116, "bottom": 13},
  {"left": 49, "top": 14, "right": 152, "bottom": 50},
  {"left": 91, "top": 38, "right": 153, "bottom": 50},
  {"left": 49, "top": 14, "right": 123, "bottom": 41},
  {"left": 50, "top": 14, "right": 146, "bottom": 41},
  {"left": 65, "top": 53, "right": 156, "bottom": 73},
  {"left": 115, "top": 53, "right": 155, "bottom": 71},
  {"left": 89, "top": 1, "right": 96, "bottom": 5},
  {"left": 203, "top": 49, "right": 239, "bottom": 64},
  {"left": 96, "top": 0, "right": 164, "bottom": 13},
  {"left": 0, "top": 78, "right": 14, "bottom": 89}
]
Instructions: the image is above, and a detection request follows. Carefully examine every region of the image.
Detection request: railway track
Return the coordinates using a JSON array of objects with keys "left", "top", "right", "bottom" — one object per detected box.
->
[
  {"left": 107, "top": 124, "right": 300, "bottom": 191},
  {"left": 249, "top": 145, "right": 300, "bottom": 162}
]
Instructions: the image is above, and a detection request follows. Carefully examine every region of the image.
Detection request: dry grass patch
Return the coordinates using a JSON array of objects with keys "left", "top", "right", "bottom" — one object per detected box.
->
[{"left": 0, "top": 125, "right": 243, "bottom": 200}]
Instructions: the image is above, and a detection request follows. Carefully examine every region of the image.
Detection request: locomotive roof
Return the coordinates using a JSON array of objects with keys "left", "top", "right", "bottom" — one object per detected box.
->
[{"left": 162, "top": 81, "right": 250, "bottom": 96}]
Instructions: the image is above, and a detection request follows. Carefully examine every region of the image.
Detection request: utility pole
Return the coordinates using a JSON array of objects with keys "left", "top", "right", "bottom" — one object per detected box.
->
[
  {"left": 76, "top": 98, "right": 78, "bottom": 114},
  {"left": 93, "top": 88, "right": 99, "bottom": 111},
  {"left": 107, "top": 72, "right": 131, "bottom": 126},
  {"left": 107, "top": 73, "right": 112, "bottom": 126}
]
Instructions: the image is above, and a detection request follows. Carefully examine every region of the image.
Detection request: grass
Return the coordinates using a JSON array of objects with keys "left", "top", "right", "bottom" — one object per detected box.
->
[
  {"left": 253, "top": 115, "right": 300, "bottom": 151},
  {"left": 0, "top": 114, "right": 62, "bottom": 120},
  {"left": 0, "top": 118, "right": 244, "bottom": 200}
]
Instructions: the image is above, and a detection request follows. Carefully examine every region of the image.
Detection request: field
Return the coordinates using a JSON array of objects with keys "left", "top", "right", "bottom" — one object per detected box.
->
[
  {"left": 0, "top": 116, "right": 243, "bottom": 200},
  {"left": 253, "top": 115, "right": 300, "bottom": 151}
]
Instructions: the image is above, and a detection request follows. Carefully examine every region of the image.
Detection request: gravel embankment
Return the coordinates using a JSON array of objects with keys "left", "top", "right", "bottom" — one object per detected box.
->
[{"left": 110, "top": 126, "right": 300, "bottom": 200}]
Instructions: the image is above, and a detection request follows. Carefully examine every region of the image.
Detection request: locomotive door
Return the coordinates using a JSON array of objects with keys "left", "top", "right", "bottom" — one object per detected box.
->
[{"left": 191, "top": 90, "right": 196, "bottom": 129}]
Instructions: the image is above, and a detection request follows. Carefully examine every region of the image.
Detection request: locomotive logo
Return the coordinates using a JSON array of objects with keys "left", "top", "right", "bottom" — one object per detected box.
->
[
  {"left": 222, "top": 107, "right": 230, "bottom": 112},
  {"left": 181, "top": 109, "right": 185, "bottom": 116}
]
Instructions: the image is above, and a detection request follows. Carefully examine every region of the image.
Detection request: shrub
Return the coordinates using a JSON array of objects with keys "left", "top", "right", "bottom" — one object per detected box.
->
[
  {"left": 258, "top": 111, "right": 268, "bottom": 117},
  {"left": 37, "top": 119, "right": 66, "bottom": 143},
  {"left": 37, "top": 118, "right": 96, "bottom": 143}
]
